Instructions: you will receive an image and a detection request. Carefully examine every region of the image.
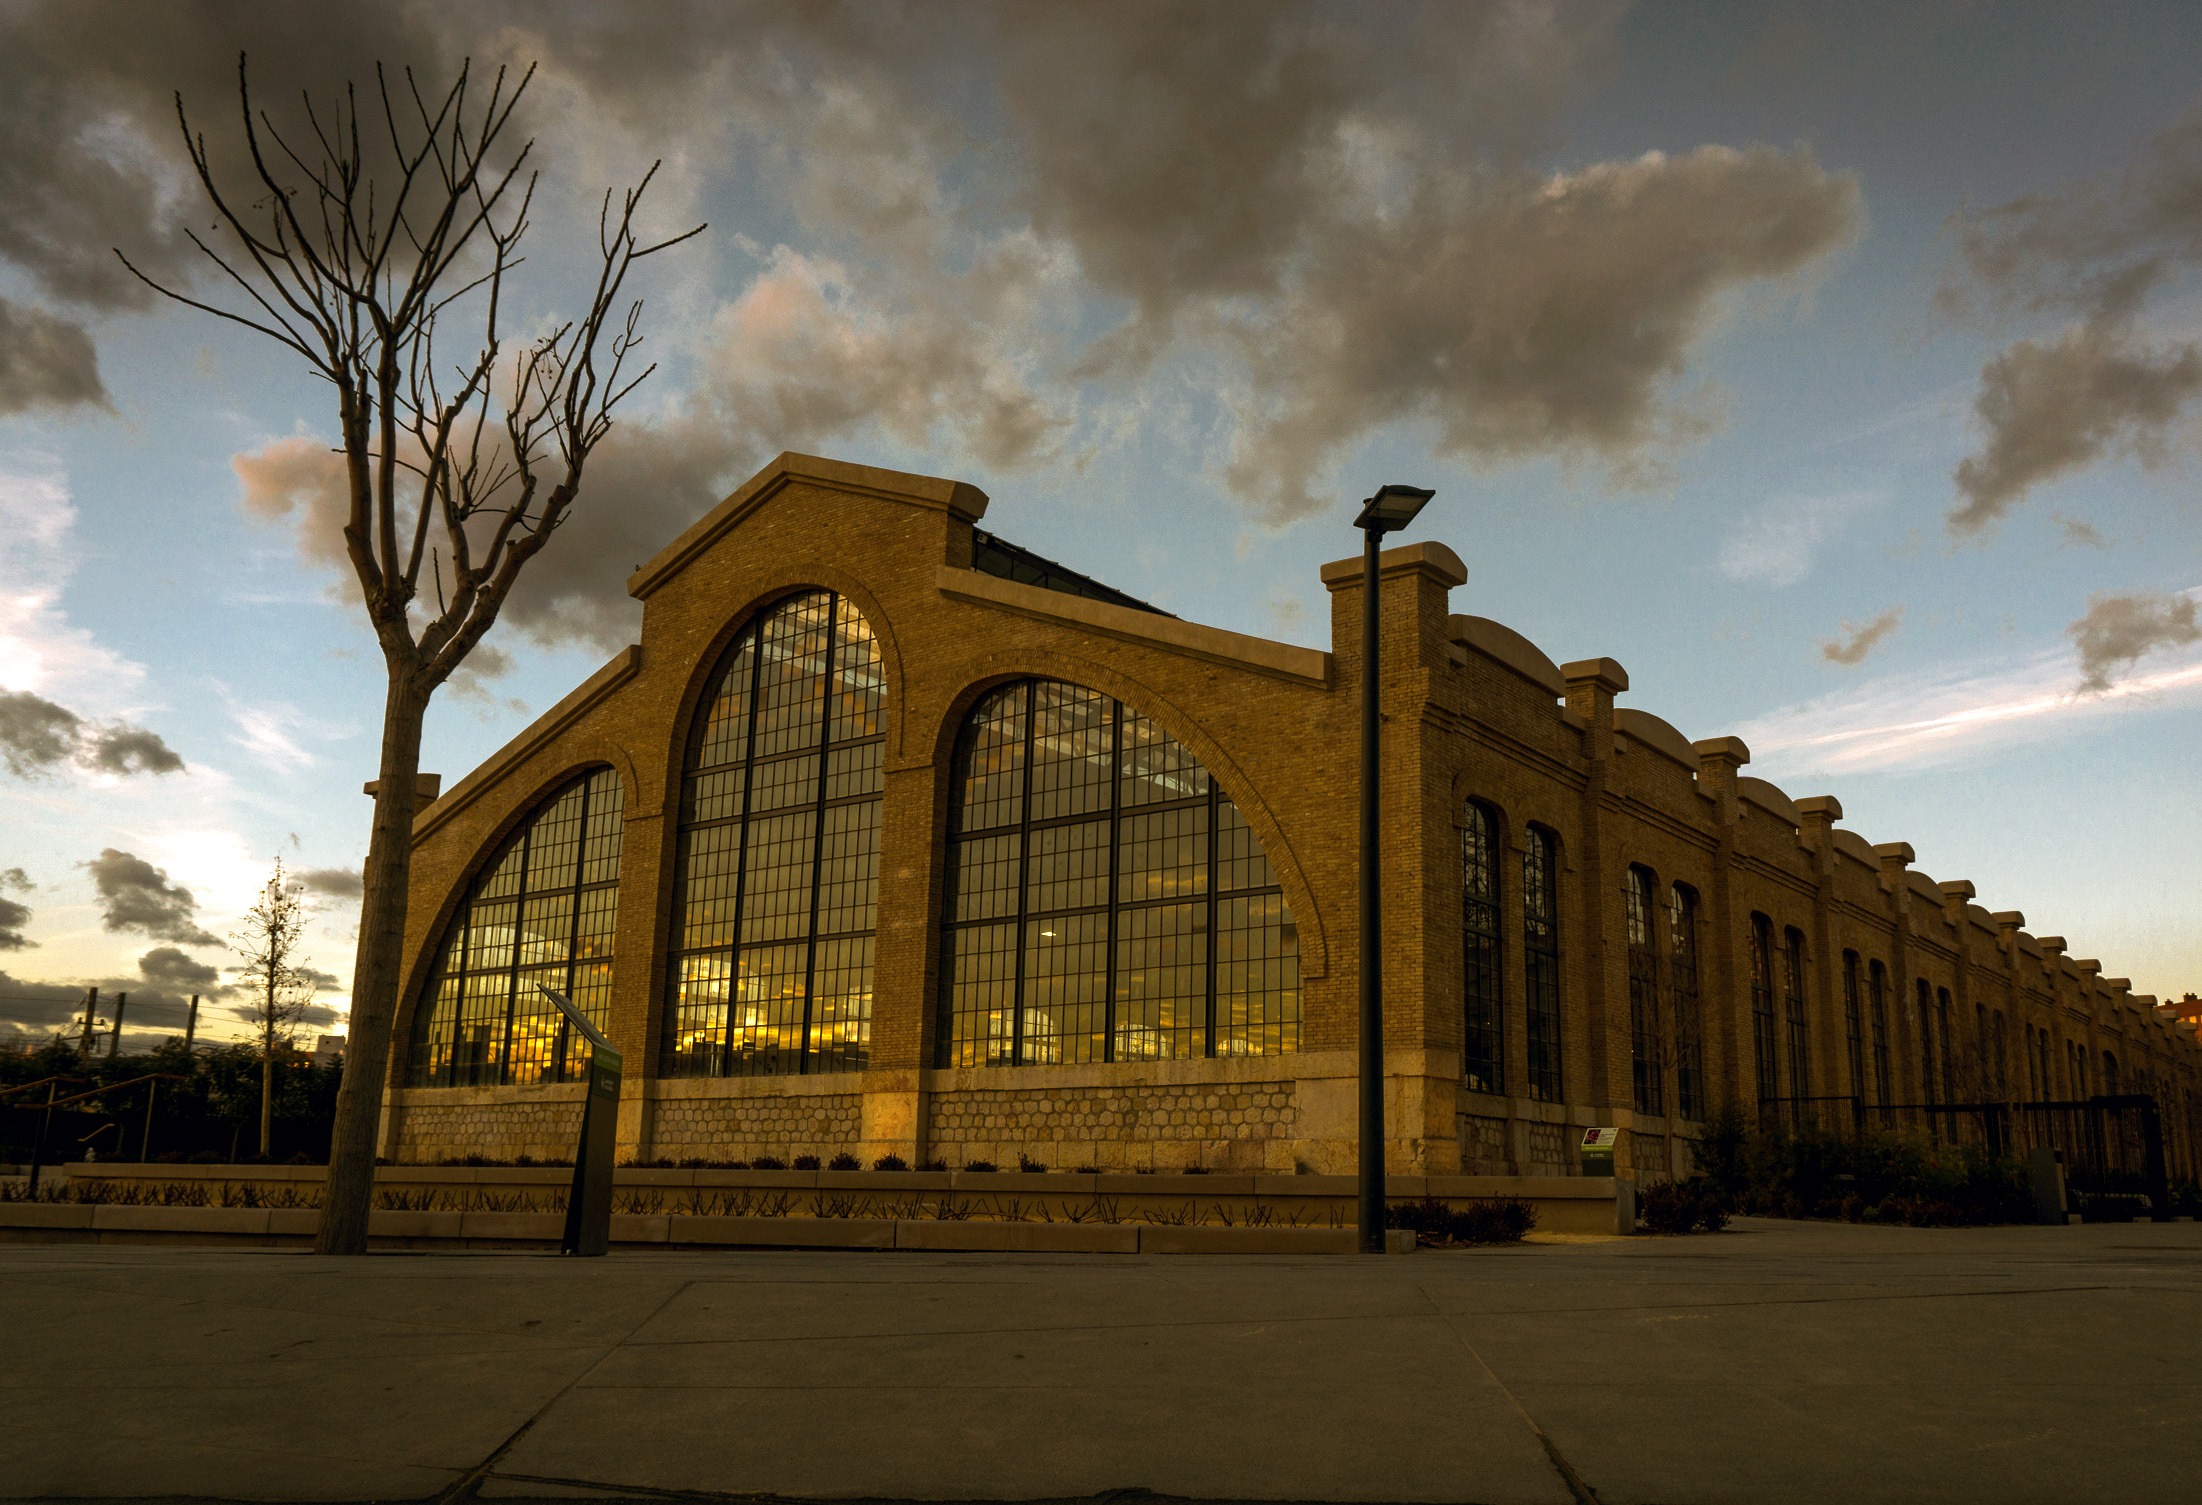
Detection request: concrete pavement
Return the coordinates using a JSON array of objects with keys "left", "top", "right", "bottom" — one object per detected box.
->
[{"left": 2, "top": 1217, "right": 2196, "bottom": 1503}]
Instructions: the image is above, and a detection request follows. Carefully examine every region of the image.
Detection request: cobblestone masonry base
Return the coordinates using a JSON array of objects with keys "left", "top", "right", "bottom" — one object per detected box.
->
[
  {"left": 925, "top": 1081, "right": 1300, "bottom": 1172},
  {"left": 1525, "top": 1120, "right": 1573, "bottom": 1176},
  {"left": 391, "top": 1091, "right": 585, "bottom": 1163},
  {"left": 1459, "top": 1112, "right": 1512, "bottom": 1174},
  {"left": 648, "top": 1090, "right": 863, "bottom": 1163}
]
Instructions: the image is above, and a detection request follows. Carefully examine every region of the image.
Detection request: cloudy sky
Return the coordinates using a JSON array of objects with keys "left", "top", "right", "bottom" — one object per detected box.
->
[{"left": 4, "top": 0, "right": 2200, "bottom": 1046}]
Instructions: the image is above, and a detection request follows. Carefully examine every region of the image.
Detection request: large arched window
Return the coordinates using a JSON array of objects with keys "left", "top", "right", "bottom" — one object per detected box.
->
[
  {"left": 1841, "top": 951, "right": 1866, "bottom": 1102},
  {"left": 1783, "top": 926, "right": 1811, "bottom": 1124},
  {"left": 939, "top": 679, "right": 1299, "bottom": 1066},
  {"left": 1461, "top": 801, "right": 1503, "bottom": 1096},
  {"left": 1867, "top": 960, "right": 1893, "bottom": 1108},
  {"left": 1749, "top": 914, "right": 1778, "bottom": 1113},
  {"left": 1624, "top": 865, "right": 1662, "bottom": 1115},
  {"left": 662, "top": 590, "right": 885, "bottom": 1077},
  {"left": 1522, "top": 826, "right": 1562, "bottom": 1102},
  {"left": 1668, "top": 883, "right": 1702, "bottom": 1120},
  {"left": 409, "top": 766, "right": 624, "bottom": 1087}
]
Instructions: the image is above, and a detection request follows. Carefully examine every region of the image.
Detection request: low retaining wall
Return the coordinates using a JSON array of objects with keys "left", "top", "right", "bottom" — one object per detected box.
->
[
  {"left": 35, "top": 1163, "right": 1635, "bottom": 1236},
  {"left": 0, "top": 1201, "right": 1417, "bottom": 1255}
]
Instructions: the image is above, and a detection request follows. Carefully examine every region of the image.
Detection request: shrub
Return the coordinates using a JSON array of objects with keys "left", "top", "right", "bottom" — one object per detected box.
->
[
  {"left": 792, "top": 1155, "right": 822, "bottom": 1171},
  {"left": 1388, "top": 1197, "right": 1536, "bottom": 1246},
  {"left": 1073, "top": 1164, "right": 1100, "bottom": 1174},
  {"left": 915, "top": 1158, "right": 947, "bottom": 1172},
  {"left": 827, "top": 1152, "right": 862, "bottom": 1171},
  {"left": 963, "top": 1159, "right": 998, "bottom": 1173},
  {"left": 750, "top": 1155, "right": 786, "bottom": 1171},
  {"left": 1016, "top": 1154, "right": 1047, "bottom": 1173},
  {"left": 872, "top": 1154, "right": 909, "bottom": 1172},
  {"left": 1182, "top": 1165, "right": 1209, "bottom": 1175},
  {"left": 1638, "top": 1178, "right": 1731, "bottom": 1235}
]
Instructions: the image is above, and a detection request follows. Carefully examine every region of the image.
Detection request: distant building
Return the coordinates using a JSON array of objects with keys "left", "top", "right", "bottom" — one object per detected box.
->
[
  {"left": 2171, "top": 995, "right": 2202, "bottom": 1047},
  {"left": 376, "top": 453, "right": 2202, "bottom": 1181},
  {"left": 312, "top": 1034, "right": 346, "bottom": 1066}
]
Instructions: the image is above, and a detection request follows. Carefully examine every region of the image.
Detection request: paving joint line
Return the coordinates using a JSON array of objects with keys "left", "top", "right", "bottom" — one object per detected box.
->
[
  {"left": 436, "top": 1277, "right": 700, "bottom": 1505},
  {"left": 1418, "top": 1282, "right": 1601, "bottom": 1505}
]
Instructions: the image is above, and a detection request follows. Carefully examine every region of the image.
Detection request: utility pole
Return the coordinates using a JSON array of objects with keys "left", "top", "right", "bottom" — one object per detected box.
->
[
  {"left": 109, "top": 992, "right": 128, "bottom": 1058},
  {"left": 183, "top": 994, "right": 200, "bottom": 1051},
  {"left": 78, "top": 987, "right": 98, "bottom": 1056}
]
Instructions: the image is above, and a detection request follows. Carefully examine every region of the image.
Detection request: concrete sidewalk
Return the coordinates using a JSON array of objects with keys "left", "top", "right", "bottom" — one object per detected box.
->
[{"left": 2, "top": 1217, "right": 2196, "bottom": 1503}]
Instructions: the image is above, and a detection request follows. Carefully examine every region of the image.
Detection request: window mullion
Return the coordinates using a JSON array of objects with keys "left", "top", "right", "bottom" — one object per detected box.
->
[
  {"left": 1010, "top": 681, "right": 1035, "bottom": 1067},
  {"left": 799, "top": 596, "right": 837, "bottom": 1073},
  {"left": 1102, "top": 701, "right": 1121, "bottom": 1065},
  {"left": 721, "top": 624, "right": 765, "bottom": 1076},
  {"left": 1205, "top": 783, "right": 1219, "bottom": 1059}
]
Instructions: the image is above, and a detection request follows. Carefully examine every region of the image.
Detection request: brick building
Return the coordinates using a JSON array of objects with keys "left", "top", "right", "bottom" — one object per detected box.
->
[{"left": 378, "top": 453, "right": 2202, "bottom": 1181}]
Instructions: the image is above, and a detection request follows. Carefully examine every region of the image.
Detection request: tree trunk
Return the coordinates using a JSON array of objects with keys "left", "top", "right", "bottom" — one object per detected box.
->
[
  {"left": 316, "top": 672, "right": 428, "bottom": 1255},
  {"left": 259, "top": 1036, "right": 272, "bottom": 1159}
]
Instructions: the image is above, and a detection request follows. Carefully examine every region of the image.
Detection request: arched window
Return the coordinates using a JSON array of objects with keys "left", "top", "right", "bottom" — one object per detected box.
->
[
  {"left": 1991, "top": 1010, "right": 2009, "bottom": 1099},
  {"left": 662, "top": 591, "right": 885, "bottom": 1078},
  {"left": 1669, "top": 884, "right": 1702, "bottom": 1120},
  {"left": 1461, "top": 800, "right": 1503, "bottom": 1096},
  {"left": 1842, "top": 951, "right": 1866, "bottom": 1104},
  {"left": 1915, "top": 979, "right": 1939, "bottom": 1105},
  {"left": 939, "top": 679, "right": 1299, "bottom": 1066},
  {"left": 1749, "top": 914, "right": 1778, "bottom": 1115},
  {"left": 409, "top": 767, "right": 624, "bottom": 1087},
  {"left": 1936, "top": 987, "right": 1956, "bottom": 1103},
  {"left": 1867, "top": 961, "right": 1892, "bottom": 1108},
  {"left": 1783, "top": 928, "right": 1810, "bottom": 1126},
  {"left": 1624, "top": 865, "right": 1662, "bottom": 1114},
  {"left": 2102, "top": 1050, "right": 2121, "bottom": 1096},
  {"left": 1522, "top": 826, "right": 1562, "bottom": 1102}
]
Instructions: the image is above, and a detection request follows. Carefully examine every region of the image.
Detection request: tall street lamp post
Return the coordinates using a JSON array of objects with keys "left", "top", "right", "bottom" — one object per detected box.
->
[{"left": 1353, "top": 483, "right": 1436, "bottom": 1253}]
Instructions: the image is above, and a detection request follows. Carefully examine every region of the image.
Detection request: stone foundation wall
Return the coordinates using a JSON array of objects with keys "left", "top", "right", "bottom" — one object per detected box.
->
[
  {"left": 388, "top": 1088, "right": 586, "bottom": 1163},
  {"left": 924, "top": 1079, "right": 1300, "bottom": 1173},
  {"left": 646, "top": 1084, "right": 862, "bottom": 1163},
  {"left": 1458, "top": 1112, "right": 1513, "bottom": 1174},
  {"left": 1524, "top": 1120, "right": 1573, "bottom": 1176}
]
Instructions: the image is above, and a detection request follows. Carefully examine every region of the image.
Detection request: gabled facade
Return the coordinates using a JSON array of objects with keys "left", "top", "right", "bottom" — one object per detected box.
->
[{"left": 380, "top": 453, "right": 2202, "bottom": 1180}]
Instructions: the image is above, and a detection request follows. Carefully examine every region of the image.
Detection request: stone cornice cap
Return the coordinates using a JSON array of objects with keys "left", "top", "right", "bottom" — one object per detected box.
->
[
  {"left": 628, "top": 451, "right": 989, "bottom": 600},
  {"left": 1561, "top": 657, "right": 1629, "bottom": 694},
  {"left": 1991, "top": 910, "right": 2026, "bottom": 929},
  {"left": 1692, "top": 735, "right": 1751, "bottom": 766},
  {"left": 1873, "top": 841, "right": 1916, "bottom": 866},
  {"left": 1318, "top": 539, "right": 1468, "bottom": 590},
  {"left": 1939, "top": 880, "right": 1977, "bottom": 901},
  {"left": 2036, "top": 935, "right": 2067, "bottom": 954},
  {"left": 1795, "top": 795, "right": 1843, "bottom": 821}
]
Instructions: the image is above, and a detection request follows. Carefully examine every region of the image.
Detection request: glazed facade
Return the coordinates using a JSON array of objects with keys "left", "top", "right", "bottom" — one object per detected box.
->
[{"left": 380, "top": 454, "right": 2202, "bottom": 1180}]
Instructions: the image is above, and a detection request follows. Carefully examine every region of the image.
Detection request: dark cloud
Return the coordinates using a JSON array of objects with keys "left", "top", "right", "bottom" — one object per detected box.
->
[
  {"left": 0, "top": 295, "right": 105, "bottom": 414},
  {"left": 296, "top": 866, "right": 364, "bottom": 902},
  {"left": 0, "top": 688, "right": 185, "bottom": 779},
  {"left": 1945, "top": 107, "right": 2202, "bottom": 529},
  {"left": 2069, "top": 589, "right": 2201, "bottom": 693},
  {"left": 138, "top": 945, "right": 220, "bottom": 992},
  {"left": 84, "top": 725, "right": 186, "bottom": 775},
  {"left": 1820, "top": 606, "right": 1905, "bottom": 667},
  {"left": 0, "top": 690, "right": 79, "bottom": 776},
  {"left": 1949, "top": 325, "right": 2202, "bottom": 537},
  {"left": 0, "top": 869, "right": 35, "bottom": 951},
  {"left": 85, "top": 848, "right": 220, "bottom": 947}
]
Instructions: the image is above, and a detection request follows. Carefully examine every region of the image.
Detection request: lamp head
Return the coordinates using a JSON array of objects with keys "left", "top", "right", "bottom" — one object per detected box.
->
[{"left": 1354, "top": 484, "right": 1436, "bottom": 534}]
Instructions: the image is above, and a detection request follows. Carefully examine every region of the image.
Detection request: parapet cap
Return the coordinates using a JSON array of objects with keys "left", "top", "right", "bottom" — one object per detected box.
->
[
  {"left": 2037, "top": 935, "right": 2067, "bottom": 955},
  {"left": 1873, "top": 841, "right": 1915, "bottom": 867},
  {"left": 1795, "top": 795, "right": 1843, "bottom": 822},
  {"left": 2076, "top": 958, "right": 2102, "bottom": 976},
  {"left": 1561, "top": 657, "right": 1630, "bottom": 695},
  {"left": 1319, "top": 540, "right": 1468, "bottom": 591},
  {"left": 1449, "top": 615, "right": 1564, "bottom": 697},
  {"left": 365, "top": 773, "right": 443, "bottom": 801},
  {"left": 2105, "top": 977, "right": 2133, "bottom": 992},
  {"left": 1991, "top": 910, "right": 2026, "bottom": 930},
  {"left": 1939, "top": 880, "right": 1977, "bottom": 902}
]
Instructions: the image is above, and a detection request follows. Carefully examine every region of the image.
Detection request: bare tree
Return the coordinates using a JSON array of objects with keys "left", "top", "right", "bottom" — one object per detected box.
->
[
  {"left": 119, "top": 56, "right": 700, "bottom": 1252},
  {"left": 232, "top": 858, "right": 312, "bottom": 1159}
]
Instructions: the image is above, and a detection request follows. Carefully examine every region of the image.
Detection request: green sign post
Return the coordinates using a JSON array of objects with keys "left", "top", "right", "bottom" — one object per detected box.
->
[{"left": 536, "top": 987, "right": 622, "bottom": 1257}]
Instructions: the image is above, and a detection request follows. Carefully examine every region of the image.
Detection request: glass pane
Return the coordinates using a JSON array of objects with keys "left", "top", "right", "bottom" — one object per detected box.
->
[
  {"left": 728, "top": 942, "right": 809, "bottom": 1075},
  {"left": 1027, "top": 819, "right": 1109, "bottom": 913},
  {"left": 1021, "top": 912, "right": 1108, "bottom": 1065},
  {"left": 695, "top": 634, "right": 757, "bottom": 771},
  {"left": 952, "top": 833, "right": 1022, "bottom": 923},
  {"left": 1028, "top": 682, "right": 1113, "bottom": 822},
  {"left": 740, "top": 812, "right": 817, "bottom": 944},
  {"left": 815, "top": 800, "right": 881, "bottom": 937},
  {"left": 1120, "top": 706, "right": 1208, "bottom": 807},
  {"left": 754, "top": 592, "right": 832, "bottom": 757},
  {"left": 1114, "top": 902, "right": 1206, "bottom": 1060},
  {"left": 1119, "top": 806, "right": 1207, "bottom": 903},
  {"left": 810, "top": 934, "right": 874, "bottom": 1073},
  {"left": 829, "top": 606, "right": 884, "bottom": 743},
  {"left": 1215, "top": 893, "right": 1299, "bottom": 1056},
  {"left": 945, "top": 922, "right": 1019, "bottom": 1068},
  {"left": 958, "top": 685, "right": 1027, "bottom": 832},
  {"left": 1215, "top": 799, "right": 1275, "bottom": 892},
  {"left": 749, "top": 752, "right": 820, "bottom": 813}
]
